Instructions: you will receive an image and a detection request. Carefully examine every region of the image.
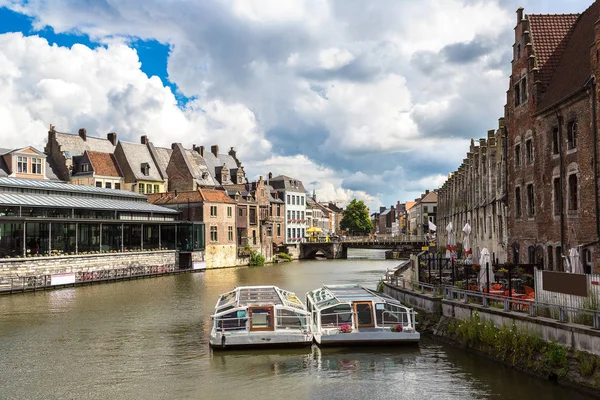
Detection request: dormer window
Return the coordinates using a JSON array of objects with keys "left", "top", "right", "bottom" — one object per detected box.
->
[
  {"left": 32, "top": 158, "right": 42, "bottom": 174},
  {"left": 17, "top": 156, "right": 28, "bottom": 173},
  {"left": 81, "top": 163, "right": 89, "bottom": 172},
  {"left": 141, "top": 162, "right": 150, "bottom": 176},
  {"left": 202, "top": 172, "right": 209, "bottom": 179}
]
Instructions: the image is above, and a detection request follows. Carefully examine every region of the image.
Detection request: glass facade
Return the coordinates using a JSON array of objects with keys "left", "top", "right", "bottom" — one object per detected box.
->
[
  {"left": 161, "top": 225, "right": 176, "bottom": 250},
  {"left": 0, "top": 222, "right": 23, "bottom": 257},
  {"left": 123, "top": 224, "right": 142, "bottom": 251},
  {"left": 51, "top": 223, "right": 76, "bottom": 255},
  {"left": 26, "top": 222, "right": 50, "bottom": 256},
  {"left": 102, "top": 224, "right": 122, "bottom": 252},
  {"left": 78, "top": 223, "right": 100, "bottom": 253},
  {"left": 0, "top": 207, "right": 204, "bottom": 257},
  {"left": 143, "top": 225, "right": 160, "bottom": 250}
]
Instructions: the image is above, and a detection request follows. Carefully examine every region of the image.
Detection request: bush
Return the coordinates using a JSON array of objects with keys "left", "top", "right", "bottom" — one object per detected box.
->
[
  {"left": 249, "top": 250, "right": 265, "bottom": 267},
  {"left": 278, "top": 252, "right": 292, "bottom": 262}
]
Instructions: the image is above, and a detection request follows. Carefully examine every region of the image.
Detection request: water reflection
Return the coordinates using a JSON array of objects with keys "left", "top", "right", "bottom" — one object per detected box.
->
[{"left": 0, "top": 257, "right": 596, "bottom": 400}]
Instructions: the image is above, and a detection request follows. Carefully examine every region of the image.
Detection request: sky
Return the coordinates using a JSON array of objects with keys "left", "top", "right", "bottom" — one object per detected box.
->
[{"left": 0, "top": 0, "right": 593, "bottom": 211}]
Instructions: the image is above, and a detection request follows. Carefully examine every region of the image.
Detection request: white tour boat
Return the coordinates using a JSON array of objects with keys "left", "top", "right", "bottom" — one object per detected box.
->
[
  {"left": 209, "top": 285, "right": 312, "bottom": 349},
  {"left": 306, "top": 284, "right": 420, "bottom": 346}
]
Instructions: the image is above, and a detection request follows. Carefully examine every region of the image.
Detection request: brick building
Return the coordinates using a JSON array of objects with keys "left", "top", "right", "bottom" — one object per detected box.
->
[
  {"left": 505, "top": 5, "right": 600, "bottom": 272},
  {"left": 437, "top": 122, "right": 508, "bottom": 263}
]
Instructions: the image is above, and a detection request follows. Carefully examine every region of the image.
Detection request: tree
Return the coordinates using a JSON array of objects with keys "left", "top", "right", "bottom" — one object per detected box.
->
[{"left": 340, "top": 199, "right": 374, "bottom": 235}]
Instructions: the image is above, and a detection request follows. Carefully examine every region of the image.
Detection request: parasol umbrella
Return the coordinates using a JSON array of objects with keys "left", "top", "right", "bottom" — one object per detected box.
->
[
  {"left": 445, "top": 222, "right": 457, "bottom": 260},
  {"left": 479, "top": 247, "right": 491, "bottom": 290},
  {"left": 569, "top": 247, "right": 583, "bottom": 274},
  {"left": 462, "top": 223, "right": 472, "bottom": 265},
  {"left": 306, "top": 226, "right": 323, "bottom": 234}
]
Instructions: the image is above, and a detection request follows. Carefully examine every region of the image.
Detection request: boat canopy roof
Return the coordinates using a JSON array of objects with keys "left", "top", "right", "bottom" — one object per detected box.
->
[
  {"left": 308, "top": 284, "right": 405, "bottom": 309},
  {"left": 216, "top": 285, "right": 306, "bottom": 312}
]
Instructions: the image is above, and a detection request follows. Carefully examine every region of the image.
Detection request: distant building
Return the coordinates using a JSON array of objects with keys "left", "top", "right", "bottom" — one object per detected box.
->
[
  {"left": 407, "top": 190, "right": 437, "bottom": 237},
  {"left": 269, "top": 174, "right": 306, "bottom": 246},
  {"left": 0, "top": 146, "right": 60, "bottom": 181}
]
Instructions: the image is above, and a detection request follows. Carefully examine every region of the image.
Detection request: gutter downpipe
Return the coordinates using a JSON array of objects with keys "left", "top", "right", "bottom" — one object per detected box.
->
[
  {"left": 589, "top": 76, "right": 600, "bottom": 249},
  {"left": 554, "top": 107, "right": 566, "bottom": 271}
]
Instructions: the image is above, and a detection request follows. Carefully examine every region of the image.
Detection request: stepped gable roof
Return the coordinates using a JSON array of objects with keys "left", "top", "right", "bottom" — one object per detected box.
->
[
  {"left": 185, "top": 149, "right": 217, "bottom": 187},
  {"left": 203, "top": 151, "right": 238, "bottom": 185},
  {"left": 269, "top": 175, "right": 306, "bottom": 193},
  {"left": 86, "top": 151, "right": 122, "bottom": 177},
  {"left": 119, "top": 141, "right": 163, "bottom": 181},
  {"left": 536, "top": 3, "right": 597, "bottom": 110},
  {"left": 529, "top": 13, "right": 579, "bottom": 94},
  {"left": 54, "top": 131, "right": 116, "bottom": 157}
]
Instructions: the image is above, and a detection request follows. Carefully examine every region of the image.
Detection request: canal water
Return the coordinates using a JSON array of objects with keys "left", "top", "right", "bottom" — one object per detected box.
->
[{"left": 0, "top": 250, "right": 593, "bottom": 400}]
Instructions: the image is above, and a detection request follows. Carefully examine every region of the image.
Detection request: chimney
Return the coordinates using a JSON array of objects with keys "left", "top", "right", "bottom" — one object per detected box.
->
[
  {"left": 516, "top": 7, "right": 524, "bottom": 23},
  {"left": 200, "top": 146, "right": 205, "bottom": 157},
  {"left": 48, "top": 124, "right": 56, "bottom": 141},
  {"left": 268, "top": 172, "right": 273, "bottom": 180},
  {"left": 380, "top": 206, "right": 386, "bottom": 213},
  {"left": 192, "top": 144, "right": 198, "bottom": 152},
  {"left": 229, "top": 147, "right": 236, "bottom": 158},
  {"left": 78, "top": 128, "right": 87, "bottom": 141},
  {"left": 211, "top": 145, "right": 219, "bottom": 157},
  {"left": 141, "top": 135, "right": 148, "bottom": 145},
  {"left": 171, "top": 143, "right": 178, "bottom": 150},
  {"left": 107, "top": 132, "right": 117, "bottom": 145},
  {"left": 425, "top": 190, "right": 430, "bottom": 195}
]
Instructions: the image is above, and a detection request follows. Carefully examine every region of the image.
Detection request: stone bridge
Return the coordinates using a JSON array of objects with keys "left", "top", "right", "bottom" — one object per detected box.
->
[{"left": 300, "top": 240, "right": 427, "bottom": 259}]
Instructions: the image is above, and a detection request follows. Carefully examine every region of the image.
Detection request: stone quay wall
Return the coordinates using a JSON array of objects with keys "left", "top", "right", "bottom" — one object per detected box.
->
[{"left": 0, "top": 251, "right": 178, "bottom": 279}]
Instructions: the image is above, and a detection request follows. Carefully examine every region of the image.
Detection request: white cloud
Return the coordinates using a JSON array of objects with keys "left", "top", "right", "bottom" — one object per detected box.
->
[{"left": 2, "top": 0, "right": 581, "bottom": 206}]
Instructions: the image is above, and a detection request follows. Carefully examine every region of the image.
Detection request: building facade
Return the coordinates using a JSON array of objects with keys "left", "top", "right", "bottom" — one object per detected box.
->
[
  {"left": 437, "top": 123, "right": 509, "bottom": 263},
  {"left": 269, "top": 174, "right": 307, "bottom": 246},
  {"left": 505, "top": 5, "right": 600, "bottom": 272}
]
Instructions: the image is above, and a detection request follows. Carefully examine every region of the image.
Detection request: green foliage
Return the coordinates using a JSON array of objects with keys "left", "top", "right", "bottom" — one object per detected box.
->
[
  {"left": 376, "top": 279, "right": 384, "bottom": 293},
  {"left": 340, "top": 199, "right": 374, "bottom": 234},
  {"left": 576, "top": 350, "right": 598, "bottom": 376},
  {"left": 249, "top": 250, "right": 265, "bottom": 267},
  {"left": 278, "top": 252, "right": 292, "bottom": 262},
  {"left": 450, "top": 312, "right": 572, "bottom": 377}
]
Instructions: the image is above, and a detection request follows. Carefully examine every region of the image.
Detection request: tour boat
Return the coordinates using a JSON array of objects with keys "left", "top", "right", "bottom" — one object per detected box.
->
[
  {"left": 209, "top": 285, "right": 312, "bottom": 349},
  {"left": 305, "top": 284, "right": 419, "bottom": 346}
]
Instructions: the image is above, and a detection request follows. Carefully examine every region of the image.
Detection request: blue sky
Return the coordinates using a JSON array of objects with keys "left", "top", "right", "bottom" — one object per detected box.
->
[{"left": 0, "top": 0, "right": 594, "bottom": 210}]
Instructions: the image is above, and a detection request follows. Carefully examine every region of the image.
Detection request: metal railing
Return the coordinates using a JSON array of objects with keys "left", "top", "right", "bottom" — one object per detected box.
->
[
  {"left": 319, "top": 311, "right": 354, "bottom": 327},
  {"left": 384, "top": 275, "right": 600, "bottom": 329},
  {"left": 214, "top": 314, "right": 309, "bottom": 331},
  {"left": 0, "top": 264, "right": 178, "bottom": 294},
  {"left": 340, "top": 235, "right": 426, "bottom": 244}
]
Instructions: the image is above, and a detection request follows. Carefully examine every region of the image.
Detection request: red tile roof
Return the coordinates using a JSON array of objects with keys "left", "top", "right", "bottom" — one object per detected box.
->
[
  {"left": 86, "top": 151, "right": 122, "bottom": 177},
  {"left": 529, "top": 13, "right": 579, "bottom": 94},
  {"left": 147, "top": 189, "right": 235, "bottom": 205},
  {"left": 199, "top": 188, "right": 236, "bottom": 203},
  {"left": 534, "top": 2, "right": 598, "bottom": 110}
]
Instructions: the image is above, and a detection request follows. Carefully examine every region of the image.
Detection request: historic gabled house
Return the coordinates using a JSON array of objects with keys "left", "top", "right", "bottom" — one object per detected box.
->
[
  {"left": 505, "top": 5, "right": 600, "bottom": 272},
  {"left": 0, "top": 146, "right": 60, "bottom": 181},
  {"left": 113, "top": 140, "right": 165, "bottom": 194},
  {"left": 407, "top": 190, "right": 437, "bottom": 238},
  {"left": 166, "top": 143, "right": 217, "bottom": 191},
  {"left": 45, "top": 126, "right": 116, "bottom": 182},
  {"left": 269, "top": 174, "right": 307, "bottom": 246},
  {"left": 437, "top": 123, "right": 509, "bottom": 263},
  {"left": 70, "top": 150, "right": 124, "bottom": 190}
]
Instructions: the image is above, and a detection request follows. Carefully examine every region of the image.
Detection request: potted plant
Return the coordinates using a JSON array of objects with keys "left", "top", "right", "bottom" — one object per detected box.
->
[
  {"left": 390, "top": 324, "right": 403, "bottom": 332},
  {"left": 338, "top": 324, "right": 353, "bottom": 333}
]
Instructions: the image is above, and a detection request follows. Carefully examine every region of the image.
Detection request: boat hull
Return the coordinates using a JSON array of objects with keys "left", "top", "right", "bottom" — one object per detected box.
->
[
  {"left": 314, "top": 330, "right": 420, "bottom": 346},
  {"left": 210, "top": 331, "right": 313, "bottom": 350}
]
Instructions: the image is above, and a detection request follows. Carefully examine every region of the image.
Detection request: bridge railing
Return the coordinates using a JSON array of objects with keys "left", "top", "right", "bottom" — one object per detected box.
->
[{"left": 340, "top": 235, "right": 426, "bottom": 243}]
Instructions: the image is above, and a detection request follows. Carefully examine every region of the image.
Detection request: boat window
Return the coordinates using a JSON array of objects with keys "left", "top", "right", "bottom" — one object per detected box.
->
[
  {"left": 375, "top": 303, "right": 408, "bottom": 326},
  {"left": 250, "top": 307, "right": 273, "bottom": 330},
  {"left": 320, "top": 304, "right": 352, "bottom": 326},
  {"left": 276, "top": 309, "right": 307, "bottom": 329},
  {"left": 217, "top": 292, "right": 236, "bottom": 308},
  {"left": 216, "top": 310, "right": 247, "bottom": 331}
]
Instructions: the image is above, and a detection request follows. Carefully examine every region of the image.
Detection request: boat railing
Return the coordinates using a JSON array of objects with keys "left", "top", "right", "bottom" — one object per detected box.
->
[
  {"left": 319, "top": 310, "right": 354, "bottom": 327},
  {"left": 215, "top": 313, "right": 310, "bottom": 332},
  {"left": 380, "top": 310, "right": 411, "bottom": 327},
  {"left": 275, "top": 314, "right": 309, "bottom": 330}
]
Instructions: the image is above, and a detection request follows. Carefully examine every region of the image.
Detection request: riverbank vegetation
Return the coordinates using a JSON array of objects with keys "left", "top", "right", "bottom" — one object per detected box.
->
[{"left": 443, "top": 311, "right": 600, "bottom": 391}]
